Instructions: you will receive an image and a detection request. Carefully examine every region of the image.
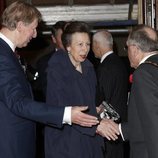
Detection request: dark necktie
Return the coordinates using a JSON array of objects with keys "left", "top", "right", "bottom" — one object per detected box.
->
[{"left": 14, "top": 50, "right": 26, "bottom": 73}]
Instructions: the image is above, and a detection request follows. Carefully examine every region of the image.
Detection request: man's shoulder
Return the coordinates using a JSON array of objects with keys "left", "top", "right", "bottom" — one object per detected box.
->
[
  {"left": 0, "top": 38, "right": 12, "bottom": 55},
  {"left": 147, "top": 54, "right": 158, "bottom": 63}
]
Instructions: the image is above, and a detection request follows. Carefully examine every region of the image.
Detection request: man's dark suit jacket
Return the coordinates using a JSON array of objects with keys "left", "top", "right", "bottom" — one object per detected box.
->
[
  {"left": 122, "top": 54, "right": 158, "bottom": 158},
  {"left": 0, "top": 38, "right": 64, "bottom": 158},
  {"left": 37, "top": 51, "right": 55, "bottom": 99},
  {"left": 96, "top": 52, "right": 128, "bottom": 158}
]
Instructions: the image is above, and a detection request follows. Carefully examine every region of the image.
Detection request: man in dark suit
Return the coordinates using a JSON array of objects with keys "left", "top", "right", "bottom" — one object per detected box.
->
[
  {"left": 0, "top": 2, "right": 99, "bottom": 158},
  {"left": 37, "top": 21, "right": 67, "bottom": 99},
  {"left": 120, "top": 25, "right": 158, "bottom": 158},
  {"left": 92, "top": 30, "right": 128, "bottom": 158}
]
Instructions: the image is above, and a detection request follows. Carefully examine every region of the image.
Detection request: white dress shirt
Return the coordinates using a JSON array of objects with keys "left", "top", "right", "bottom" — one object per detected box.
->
[
  {"left": 100, "top": 51, "right": 113, "bottom": 63},
  {"left": 139, "top": 53, "right": 158, "bottom": 65},
  {"left": 0, "top": 32, "right": 15, "bottom": 52}
]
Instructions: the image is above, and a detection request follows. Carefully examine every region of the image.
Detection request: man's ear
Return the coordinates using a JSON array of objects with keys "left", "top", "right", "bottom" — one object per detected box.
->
[
  {"left": 135, "top": 45, "right": 140, "bottom": 53},
  {"left": 93, "top": 40, "right": 98, "bottom": 46},
  {"left": 67, "top": 46, "right": 71, "bottom": 52},
  {"left": 16, "top": 21, "right": 24, "bottom": 32},
  {"left": 133, "top": 45, "right": 141, "bottom": 59}
]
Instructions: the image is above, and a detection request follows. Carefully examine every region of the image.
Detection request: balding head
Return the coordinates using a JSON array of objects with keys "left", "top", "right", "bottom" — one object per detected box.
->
[
  {"left": 127, "top": 25, "right": 158, "bottom": 53},
  {"left": 127, "top": 25, "right": 158, "bottom": 69},
  {"left": 92, "top": 30, "right": 113, "bottom": 58}
]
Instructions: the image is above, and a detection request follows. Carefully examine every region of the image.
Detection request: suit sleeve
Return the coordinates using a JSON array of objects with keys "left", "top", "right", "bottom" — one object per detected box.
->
[
  {"left": 134, "top": 66, "right": 158, "bottom": 158},
  {"left": 0, "top": 53, "right": 64, "bottom": 128}
]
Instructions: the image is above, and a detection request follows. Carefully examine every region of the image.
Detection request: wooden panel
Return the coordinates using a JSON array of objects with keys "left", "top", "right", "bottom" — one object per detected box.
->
[
  {"left": 38, "top": 4, "right": 138, "bottom": 25},
  {"left": 32, "top": 0, "right": 137, "bottom": 6},
  {"left": 5, "top": 0, "right": 137, "bottom": 6},
  {"left": 74, "top": 0, "right": 134, "bottom": 5},
  {"left": 138, "top": 0, "right": 143, "bottom": 24},
  {"left": 156, "top": 0, "right": 158, "bottom": 29},
  {"left": 32, "top": 0, "right": 68, "bottom": 5}
]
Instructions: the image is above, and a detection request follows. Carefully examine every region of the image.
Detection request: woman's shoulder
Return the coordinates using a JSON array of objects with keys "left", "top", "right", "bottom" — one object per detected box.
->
[
  {"left": 52, "top": 49, "right": 67, "bottom": 58},
  {"left": 84, "top": 58, "right": 94, "bottom": 68},
  {"left": 49, "top": 49, "right": 68, "bottom": 64}
]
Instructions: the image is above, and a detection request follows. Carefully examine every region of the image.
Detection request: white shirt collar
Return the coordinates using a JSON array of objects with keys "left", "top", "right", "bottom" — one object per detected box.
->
[
  {"left": 139, "top": 53, "right": 158, "bottom": 65},
  {"left": 100, "top": 51, "right": 113, "bottom": 63},
  {"left": 0, "top": 32, "right": 16, "bottom": 52}
]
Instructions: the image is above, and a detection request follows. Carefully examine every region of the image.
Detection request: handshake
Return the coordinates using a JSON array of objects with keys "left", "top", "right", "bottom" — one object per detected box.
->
[
  {"left": 96, "top": 101, "right": 120, "bottom": 141},
  {"left": 71, "top": 101, "right": 121, "bottom": 141}
]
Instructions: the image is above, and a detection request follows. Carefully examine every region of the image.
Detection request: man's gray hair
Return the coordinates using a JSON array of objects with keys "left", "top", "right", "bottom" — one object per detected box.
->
[
  {"left": 127, "top": 25, "right": 158, "bottom": 52},
  {"left": 94, "top": 30, "right": 113, "bottom": 48}
]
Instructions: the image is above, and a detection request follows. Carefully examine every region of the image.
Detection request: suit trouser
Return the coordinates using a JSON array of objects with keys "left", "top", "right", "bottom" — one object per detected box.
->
[
  {"left": 104, "top": 139, "right": 124, "bottom": 158},
  {"left": 130, "top": 142, "right": 148, "bottom": 158}
]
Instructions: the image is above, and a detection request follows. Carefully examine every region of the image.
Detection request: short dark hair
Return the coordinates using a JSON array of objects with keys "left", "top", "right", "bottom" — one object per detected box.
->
[
  {"left": 62, "top": 21, "right": 91, "bottom": 49},
  {"left": 51, "top": 21, "right": 67, "bottom": 36}
]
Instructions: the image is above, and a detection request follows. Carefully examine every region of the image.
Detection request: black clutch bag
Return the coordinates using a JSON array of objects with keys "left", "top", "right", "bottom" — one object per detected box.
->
[{"left": 98, "top": 101, "right": 120, "bottom": 122}]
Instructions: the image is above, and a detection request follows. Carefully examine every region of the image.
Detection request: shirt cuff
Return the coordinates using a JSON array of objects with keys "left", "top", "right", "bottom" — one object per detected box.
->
[
  {"left": 63, "top": 106, "right": 72, "bottom": 125},
  {"left": 119, "top": 123, "right": 125, "bottom": 141}
]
